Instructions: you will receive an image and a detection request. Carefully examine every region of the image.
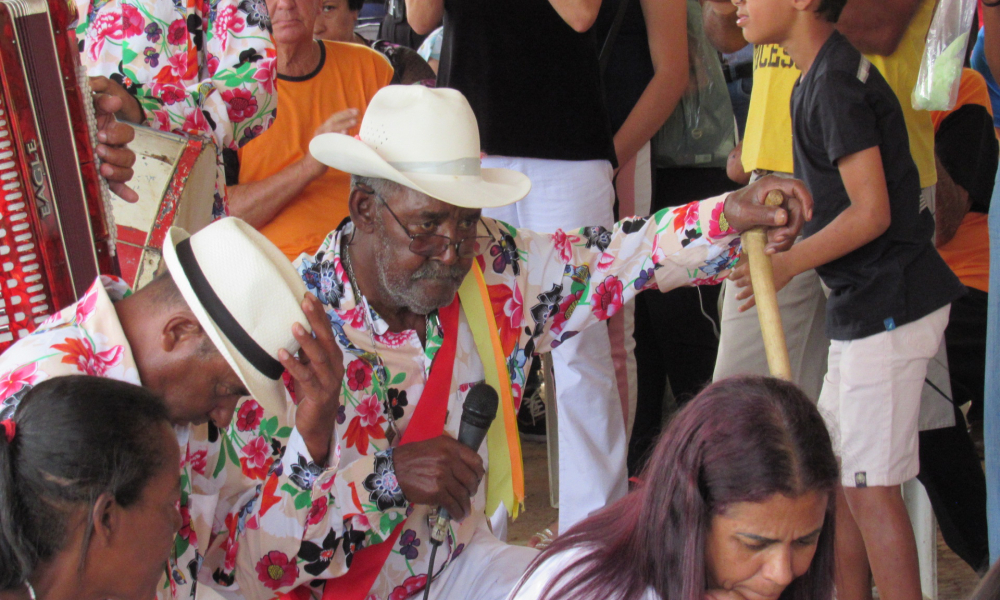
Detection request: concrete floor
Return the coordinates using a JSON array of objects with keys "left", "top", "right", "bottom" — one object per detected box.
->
[{"left": 506, "top": 438, "right": 984, "bottom": 600}]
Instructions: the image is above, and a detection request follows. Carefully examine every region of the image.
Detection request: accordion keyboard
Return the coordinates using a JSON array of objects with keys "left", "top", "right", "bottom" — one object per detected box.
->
[{"left": 0, "top": 94, "right": 50, "bottom": 347}]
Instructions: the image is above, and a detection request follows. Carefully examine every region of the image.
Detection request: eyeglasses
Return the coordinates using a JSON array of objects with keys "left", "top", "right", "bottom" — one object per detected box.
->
[{"left": 369, "top": 189, "right": 493, "bottom": 258}]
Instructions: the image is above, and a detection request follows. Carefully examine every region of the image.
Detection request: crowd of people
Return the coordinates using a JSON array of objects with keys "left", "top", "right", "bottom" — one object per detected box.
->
[{"left": 0, "top": 0, "right": 999, "bottom": 599}]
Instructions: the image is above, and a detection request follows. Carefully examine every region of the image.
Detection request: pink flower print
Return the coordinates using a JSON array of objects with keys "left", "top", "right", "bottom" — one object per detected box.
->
[
  {"left": 183, "top": 107, "right": 212, "bottom": 136},
  {"left": 213, "top": 5, "right": 246, "bottom": 51},
  {"left": 341, "top": 306, "right": 366, "bottom": 329},
  {"left": 207, "top": 53, "right": 220, "bottom": 77},
  {"left": 52, "top": 338, "right": 124, "bottom": 376},
  {"left": 306, "top": 497, "right": 328, "bottom": 526},
  {"left": 674, "top": 201, "right": 701, "bottom": 232},
  {"left": 596, "top": 252, "right": 615, "bottom": 272},
  {"left": 503, "top": 283, "right": 524, "bottom": 330},
  {"left": 120, "top": 5, "right": 145, "bottom": 37},
  {"left": 253, "top": 57, "right": 277, "bottom": 95},
  {"left": 178, "top": 505, "right": 197, "bottom": 544},
  {"left": 168, "top": 52, "right": 194, "bottom": 80},
  {"left": 222, "top": 88, "right": 258, "bottom": 123},
  {"left": 376, "top": 330, "right": 411, "bottom": 348},
  {"left": 74, "top": 284, "right": 100, "bottom": 324},
  {"left": 346, "top": 359, "right": 373, "bottom": 391},
  {"left": 236, "top": 399, "right": 264, "bottom": 431},
  {"left": 550, "top": 290, "right": 582, "bottom": 335},
  {"left": 389, "top": 575, "right": 428, "bottom": 600},
  {"left": 86, "top": 13, "right": 117, "bottom": 61},
  {"left": 691, "top": 277, "right": 721, "bottom": 286},
  {"left": 167, "top": 19, "right": 187, "bottom": 45},
  {"left": 650, "top": 234, "right": 668, "bottom": 265},
  {"left": 152, "top": 82, "right": 186, "bottom": 106},
  {"left": 551, "top": 229, "right": 580, "bottom": 263},
  {"left": 187, "top": 448, "right": 207, "bottom": 476},
  {"left": 351, "top": 513, "right": 372, "bottom": 532},
  {"left": 224, "top": 537, "right": 239, "bottom": 571},
  {"left": 591, "top": 276, "right": 624, "bottom": 321},
  {"left": 0, "top": 363, "right": 41, "bottom": 399},
  {"left": 356, "top": 395, "right": 383, "bottom": 428},
  {"left": 346, "top": 396, "right": 387, "bottom": 454},
  {"left": 320, "top": 469, "right": 338, "bottom": 492},
  {"left": 241, "top": 436, "right": 270, "bottom": 469},
  {"left": 152, "top": 109, "right": 171, "bottom": 131},
  {"left": 708, "top": 201, "right": 734, "bottom": 238},
  {"left": 255, "top": 551, "right": 298, "bottom": 590}
]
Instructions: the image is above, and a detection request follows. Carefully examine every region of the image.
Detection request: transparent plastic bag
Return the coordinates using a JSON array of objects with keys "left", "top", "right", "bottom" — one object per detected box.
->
[
  {"left": 652, "top": 0, "right": 736, "bottom": 169},
  {"left": 912, "top": 0, "right": 978, "bottom": 111}
]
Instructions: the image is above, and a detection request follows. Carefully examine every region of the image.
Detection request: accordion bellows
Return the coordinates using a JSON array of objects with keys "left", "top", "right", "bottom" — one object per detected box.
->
[{"left": 0, "top": 0, "right": 116, "bottom": 350}]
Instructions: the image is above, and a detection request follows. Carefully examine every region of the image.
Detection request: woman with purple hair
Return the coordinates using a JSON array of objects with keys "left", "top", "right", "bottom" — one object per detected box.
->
[{"left": 509, "top": 376, "right": 838, "bottom": 600}]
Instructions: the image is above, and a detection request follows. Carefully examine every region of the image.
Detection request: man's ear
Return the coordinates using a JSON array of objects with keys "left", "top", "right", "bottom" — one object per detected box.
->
[
  {"left": 161, "top": 311, "right": 206, "bottom": 354},
  {"left": 349, "top": 188, "right": 379, "bottom": 234}
]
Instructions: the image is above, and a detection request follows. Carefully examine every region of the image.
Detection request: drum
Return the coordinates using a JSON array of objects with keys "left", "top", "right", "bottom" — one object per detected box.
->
[{"left": 110, "top": 125, "right": 217, "bottom": 290}]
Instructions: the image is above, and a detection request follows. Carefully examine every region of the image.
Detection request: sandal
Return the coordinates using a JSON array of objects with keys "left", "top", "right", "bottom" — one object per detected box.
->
[{"left": 527, "top": 521, "right": 558, "bottom": 550}]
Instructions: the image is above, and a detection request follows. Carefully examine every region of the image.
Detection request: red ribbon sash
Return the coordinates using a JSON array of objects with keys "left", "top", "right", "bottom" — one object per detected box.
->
[{"left": 283, "top": 296, "right": 461, "bottom": 600}]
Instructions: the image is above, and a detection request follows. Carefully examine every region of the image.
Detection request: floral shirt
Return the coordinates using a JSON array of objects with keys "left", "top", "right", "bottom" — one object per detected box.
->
[
  {"left": 74, "top": 0, "right": 277, "bottom": 214},
  {"left": 235, "top": 194, "right": 740, "bottom": 600},
  {"left": 0, "top": 277, "right": 326, "bottom": 600}
]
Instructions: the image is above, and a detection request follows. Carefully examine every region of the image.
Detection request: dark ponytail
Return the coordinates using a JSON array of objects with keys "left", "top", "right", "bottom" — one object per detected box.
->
[{"left": 0, "top": 376, "right": 171, "bottom": 590}]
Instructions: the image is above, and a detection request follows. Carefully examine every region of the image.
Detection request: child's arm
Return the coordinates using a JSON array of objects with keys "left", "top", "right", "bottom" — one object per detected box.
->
[{"left": 731, "top": 146, "right": 891, "bottom": 310}]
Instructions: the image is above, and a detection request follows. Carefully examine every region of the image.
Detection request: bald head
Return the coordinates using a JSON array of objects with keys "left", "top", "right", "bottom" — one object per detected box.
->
[
  {"left": 114, "top": 271, "right": 247, "bottom": 428},
  {"left": 142, "top": 270, "right": 187, "bottom": 308}
]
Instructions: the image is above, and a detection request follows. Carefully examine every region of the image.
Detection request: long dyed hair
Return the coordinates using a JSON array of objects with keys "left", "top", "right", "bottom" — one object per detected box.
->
[{"left": 517, "top": 376, "right": 838, "bottom": 600}]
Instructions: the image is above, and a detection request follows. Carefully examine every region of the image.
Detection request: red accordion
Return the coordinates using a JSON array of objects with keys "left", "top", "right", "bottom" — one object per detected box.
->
[{"left": 0, "top": 0, "right": 116, "bottom": 349}]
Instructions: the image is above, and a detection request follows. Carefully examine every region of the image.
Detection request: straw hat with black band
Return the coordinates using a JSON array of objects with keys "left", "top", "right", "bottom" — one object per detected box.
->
[{"left": 162, "top": 217, "right": 310, "bottom": 417}]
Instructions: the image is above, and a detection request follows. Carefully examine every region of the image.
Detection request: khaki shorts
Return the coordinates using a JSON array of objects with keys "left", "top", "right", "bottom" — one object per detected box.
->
[{"left": 818, "top": 305, "right": 951, "bottom": 488}]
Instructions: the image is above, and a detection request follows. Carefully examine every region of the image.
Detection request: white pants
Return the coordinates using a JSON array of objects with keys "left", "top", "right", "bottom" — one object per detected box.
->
[
  {"left": 427, "top": 523, "right": 538, "bottom": 600},
  {"left": 482, "top": 155, "right": 628, "bottom": 531},
  {"left": 608, "top": 143, "right": 652, "bottom": 437}
]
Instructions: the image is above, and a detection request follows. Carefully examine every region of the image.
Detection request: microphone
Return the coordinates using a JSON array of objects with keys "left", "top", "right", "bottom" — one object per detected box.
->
[{"left": 430, "top": 382, "right": 499, "bottom": 544}]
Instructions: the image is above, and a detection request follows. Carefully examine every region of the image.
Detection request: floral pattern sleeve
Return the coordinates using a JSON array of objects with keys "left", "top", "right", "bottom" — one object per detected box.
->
[
  {"left": 75, "top": 0, "right": 277, "bottom": 154},
  {"left": 195, "top": 394, "right": 407, "bottom": 600},
  {"left": 482, "top": 194, "right": 740, "bottom": 385}
]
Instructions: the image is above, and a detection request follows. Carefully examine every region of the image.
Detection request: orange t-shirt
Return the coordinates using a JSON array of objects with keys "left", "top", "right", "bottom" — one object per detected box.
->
[
  {"left": 938, "top": 212, "right": 990, "bottom": 292},
  {"left": 931, "top": 67, "right": 994, "bottom": 131},
  {"left": 238, "top": 41, "right": 393, "bottom": 260},
  {"left": 931, "top": 68, "right": 994, "bottom": 292}
]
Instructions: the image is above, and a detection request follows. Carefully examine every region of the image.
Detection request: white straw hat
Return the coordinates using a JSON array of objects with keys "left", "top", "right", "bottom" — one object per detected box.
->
[
  {"left": 161, "top": 217, "right": 310, "bottom": 417},
  {"left": 309, "top": 85, "right": 530, "bottom": 208}
]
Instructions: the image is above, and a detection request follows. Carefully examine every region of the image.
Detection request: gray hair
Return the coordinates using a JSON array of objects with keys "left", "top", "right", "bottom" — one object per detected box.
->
[{"left": 350, "top": 175, "right": 403, "bottom": 201}]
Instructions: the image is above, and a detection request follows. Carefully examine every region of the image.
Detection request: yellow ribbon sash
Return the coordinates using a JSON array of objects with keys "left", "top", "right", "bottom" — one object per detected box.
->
[{"left": 458, "top": 262, "right": 525, "bottom": 518}]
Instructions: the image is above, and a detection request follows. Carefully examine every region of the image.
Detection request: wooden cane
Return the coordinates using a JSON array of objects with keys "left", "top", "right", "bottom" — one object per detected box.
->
[{"left": 741, "top": 189, "right": 793, "bottom": 380}]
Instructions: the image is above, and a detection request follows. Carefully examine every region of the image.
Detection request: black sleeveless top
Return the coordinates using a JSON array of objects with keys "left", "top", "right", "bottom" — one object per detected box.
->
[{"left": 437, "top": 0, "right": 617, "bottom": 165}]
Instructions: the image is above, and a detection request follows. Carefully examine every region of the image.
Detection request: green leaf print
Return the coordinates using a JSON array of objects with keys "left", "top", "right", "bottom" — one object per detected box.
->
[
  {"left": 293, "top": 492, "right": 313, "bottom": 511},
  {"left": 380, "top": 511, "right": 404, "bottom": 532},
  {"left": 262, "top": 416, "right": 278, "bottom": 438}
]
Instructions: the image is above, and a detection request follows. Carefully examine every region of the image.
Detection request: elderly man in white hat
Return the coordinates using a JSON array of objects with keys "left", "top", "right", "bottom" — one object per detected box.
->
[
  {"left": 231, "top": 85, "right": 811, "bottom": 600},
  {"left": 0, "top": 218, "right": 343, "bottom": 600}
]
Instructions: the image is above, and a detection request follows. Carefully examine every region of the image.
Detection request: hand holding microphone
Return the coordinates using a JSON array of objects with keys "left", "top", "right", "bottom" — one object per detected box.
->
[
  {"left": 390, "top": 383, "right": 497, "bottom": 525},
  {"left": 420, "top": 384, "right": 499, "bottom": 600},
  {"left": 430, "top": 383, "right": 499, "bottom": 543}
]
